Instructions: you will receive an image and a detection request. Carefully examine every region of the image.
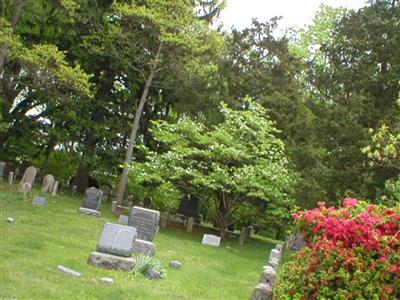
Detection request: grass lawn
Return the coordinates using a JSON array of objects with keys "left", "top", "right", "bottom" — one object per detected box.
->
[{"left": 0, "top": 183, "right": 293, "bottom": 299}]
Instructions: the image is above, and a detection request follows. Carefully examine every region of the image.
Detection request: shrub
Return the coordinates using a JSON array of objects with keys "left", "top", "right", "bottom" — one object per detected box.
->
[
  {"left": 275, "top": 199, "right": 400, "bottom": 299},
  {"left": 131, "top": 253, "right": 167, "bottom": 279}
]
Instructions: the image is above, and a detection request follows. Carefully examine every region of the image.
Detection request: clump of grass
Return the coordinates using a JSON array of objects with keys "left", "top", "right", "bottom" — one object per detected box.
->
[{"left": 132, "top": 253, "right": 167, "bottom": 278}]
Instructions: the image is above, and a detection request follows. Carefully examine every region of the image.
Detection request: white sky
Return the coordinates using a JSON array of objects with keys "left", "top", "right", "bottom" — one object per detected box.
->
[{"left": 219, "top": 0, "right": 368, "bottom": 30}]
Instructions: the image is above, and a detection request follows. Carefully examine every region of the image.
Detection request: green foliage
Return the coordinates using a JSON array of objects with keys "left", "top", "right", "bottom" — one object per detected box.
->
[
  {"left": 131, "top": 253, "right": 167, "bottom": 279},
  {"left": 129, "top": 100, "right": 296, "bottom": 236}
]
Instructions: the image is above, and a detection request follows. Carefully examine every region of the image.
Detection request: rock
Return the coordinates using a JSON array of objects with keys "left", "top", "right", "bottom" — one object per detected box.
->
[
  {"left": 57, "top": 265, "right": 82, "bottom": 277},
  {"left": 100, "top": 277, "right": 114, "bottom": 285},
  {"left": 87, "top": 251, "right": 135, "bottom": 271},
  {"left": 169, "top": 260, "right": 182, "bottom": 269},
  {"left": 259, "top": 266, "right": 276, "bottom": 286},
  {"left": 6, "top": 217, "right": 14, "bottom": 223},
  {"left": 268, "top": 257, "right": 279, "bottom": 271},
  {"left": 78, "top": 207, "right": 101, "bottom": 217},
  {"left": 132, "top": 239, "right": 156, "bottom": 256},
  {"left": 145, "top": 268, "right": 161, "bottom": 280},
  {"left": 275, "top": 244, "right": 283, "bottom": 252},
  {"left": 250, "top": 283, "right": 273, "bottom": 300}
]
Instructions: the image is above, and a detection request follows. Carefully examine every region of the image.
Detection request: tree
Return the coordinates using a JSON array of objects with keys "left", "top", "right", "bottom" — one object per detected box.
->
[{"left": 129, "top": 101, "right": 295, "bottom": 239}]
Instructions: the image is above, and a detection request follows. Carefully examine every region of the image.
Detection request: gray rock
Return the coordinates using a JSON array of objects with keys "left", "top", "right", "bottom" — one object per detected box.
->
[
  {"left": 78, "top": 207, "right": 101, "bottom": 217},
  {"left": 145, "top": 268, "right": 160, "bottom": 280},
  {"left": 97, "top": 222, "right": 137, "bottom": 257},
  {"left": 251, "top": 283, "right": 273, "bottom": 300},
  {"left": 268, "top": 257, "right": 279, "bottom": 271},
  {"left": 169, "top": 260, "right": 182, "bottom": 269},
  {"left": 128, "top": 206, "right": 160, "bottom": 242},
  {"left": 57, "top": 265, "right": 82, "bottom": 277},
  {"left": 259, "top": 266, "right": 276, "bottom": 286},
  {"left": 268, "top": 249, "right": 281, "bottom": 263},
  {"left": 87, "top": 251, "right": 135, "bottom": 271},
  {"left": 132, "top": 239, "right": 156, "bottom": 256},
  {"left": 100, "top": 277, "right": 114, "bottom": 285}
]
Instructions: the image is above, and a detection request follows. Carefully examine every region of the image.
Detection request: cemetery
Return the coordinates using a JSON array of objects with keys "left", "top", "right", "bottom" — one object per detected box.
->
[{"left": 1, "top": 1, "right": 399, "bottom": 299}]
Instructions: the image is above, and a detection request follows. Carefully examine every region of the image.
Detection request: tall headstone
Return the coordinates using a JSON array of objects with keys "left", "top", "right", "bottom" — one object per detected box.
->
[
  {"left": 0, "top": 162, "right": 6, "bottom": 178},
  {"left": 79, "top": 187, "right": 103, "bottom": 217},
  {"left": 143, "top": 196, "right": 153, "bottom": 209},
  {"left": 99, "top": 185, "right": 111, "bottom": 202},
  {"left": 128, "top": 206, "right": 160, "bottom": 242},
  {"left": 8, "top": 171, "right": 14, "bottom": 185},
  {"left": 41, "top": 174, "right": 55, "bottom": 193},
  {"left": 52, "top": 181, "right": 59, "bottom": 196},
  {"left": 19, "top": 166, "right": 37, "bottom": 192},
  {"left": 186, "top": 217, "right": 194, "bottom": 233}
]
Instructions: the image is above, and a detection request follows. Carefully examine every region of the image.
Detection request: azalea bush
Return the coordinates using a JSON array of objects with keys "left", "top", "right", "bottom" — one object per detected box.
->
[{"left": 275, "top": 198, "right": 400, "bottom": 299}]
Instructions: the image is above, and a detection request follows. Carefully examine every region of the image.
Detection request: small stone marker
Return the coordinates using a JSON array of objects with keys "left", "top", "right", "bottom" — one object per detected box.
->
[
  {"left": 82, "top": 187, "right": 103, "bottom": 210},
  {"left": 72, "top": 185, "right": 77, "bottom": 194},
  {"left": 78, "top": 207, "right": 101, "bottom": 217},
  {"left": 160, "top": 212, "right": 169, "bottom": 228},
  {"left": 57, "top": 265, "right": 82, "bottom": 277},
  {"left": 111, "top": 201, "right": 117, "bottom": 213},
  {"left": 96, "top": 222, "right": 137, "bottom": 257},
  {"left": 100, "top": 277, "right": 114, "bottom": 286},
  {"left": 239, "top": 228, "right": 246, "bottom": 246},
  {"left": 0, "top": 162, "right": 6, "bottom": 178},
  {"left": 52, "top": 181, "right": 59, "bottom": 196},
  {"left": 8, "top": 171, "right": 14, "bottom": 185},
  {"left": 33, "top": 196, "right": 47, "bottom": 206},
  {"left": 202, "top": 234, "right": 221, "bottom": 247},
  {"left": 128, "top": 206, "right": 160, "bottom": 242},
  {"left": 186, "top": 217, "right": 194, "bottom": 233},
  {"left": 41, "top": 174, "right": 55, "bottom": 193},
  {"left": 19, "top": 166, "right": 37, "bottom": 191},
  {"left": 118, "top": 215, "right": 129, "bottom": 225},
  {"left": 169, "top": 260, "right": 182, "bottom": 269}
]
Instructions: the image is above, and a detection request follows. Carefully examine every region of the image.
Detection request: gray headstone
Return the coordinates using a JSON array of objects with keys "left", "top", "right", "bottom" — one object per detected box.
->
[
  {"left": 132, "top": 239, "right": 156, "bottom": 256},
  {"left": 202, "top": 234, "right": 221, "bottom": 247},
  {"left": 82, "top": 187, "right": 103, "bottom": 210},
  {"left": 0, "top": 162, "right": 6, "bottom": 178},
  {"left": 118, "top": 215, "right": 129, "bottom": 225},
  {"left": 97, "top": 222, "right": 137, "bottom": 257},
  {"left": 41, "top": 174, "right": 55, "bottom": 193},
  {"left": 51, "top": 181, "right": 59, "bottom": 196},
  {"left": 99, "top": 185, "right": 111, "bottom": 202},
  {"left": 33, "top": 196, "right": 47, "bottom": 206},
  {"left": 20, "top": 166, "right": 37, "bottom": 185},
  {"left": 128, "top": 206, "right": 160, "bottom": 242}
]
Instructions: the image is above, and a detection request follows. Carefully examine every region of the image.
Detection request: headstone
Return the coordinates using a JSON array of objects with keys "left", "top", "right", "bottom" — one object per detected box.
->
[
  {"left": 128, "top": 206, "right": 160, "bottom": 242},
  {"left": 99, "top": 185, "right": 111, "bottom": 202},
  {"left": 19, "top": 182, "right": 31, "bottom": 194},
  {"left": 239, "top": 228, "right": 247, "bottom": 246},
  {"left": 57, "top": 265, "right": 82, "bottom": 277},
  {"left": 82, "top": 187, "right": 103, "bottom": 211},
  {"left": 8, "top": 171, "right": 14, "bottom": 185},
  {"left": 41, "top": 174, "right": 55, "bottom": 193},
  {"left": 143, "top": 196, "right": 152, "bottom": 208},
  {"left": 78, "top": 207, "right": 101, "bottom": 217},
  {"left": 87, "top": 251, "right": 135, "bottom": 271},
  {"left": 14, "top": 167, "right": 20, "bottom": 179},
  {"left": 160, "top": 212, "right": 169, "bottom": 228},
  {"left": 111, "top": 201, "right": 117, "bottom": 213},
  {"left": 202, "top": 234, "right": 221, "bottom": 247},
  {"left": 52, "top": 181, "right": 59, "bottom": 196},
  {"left": 132, "top": 239, "right": 156, "bottom": 256},
  {"left": 118, "top": 215, "right": 129, "bottom": 225},
  {"left": 186, "top": 217, "right": 194, "bottom": 233},
  {"left": 96, "top": 222, "right": 137, "bottom": 257},
  {"left": 19, "top": 166, "right": 37, "bottom": 191},
  {"left": 33, "top": 196, "right": 47, "bottom": 206},
  {"left": 0, "top": 162, "right": 6, "bottom": 178}
]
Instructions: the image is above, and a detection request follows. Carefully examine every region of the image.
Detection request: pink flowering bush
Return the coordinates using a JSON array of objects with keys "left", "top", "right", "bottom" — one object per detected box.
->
[{"left": 275, "top": 198, "right": 400, "bottom": 299}]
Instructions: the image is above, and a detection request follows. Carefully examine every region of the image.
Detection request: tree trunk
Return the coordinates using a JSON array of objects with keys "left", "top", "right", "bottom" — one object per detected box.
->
[
  {"left": 115, "top": 42, "right": 162, "bottom": 204},
  {"left": 73, "top": 164, "right": 89, "bottom": 193}
]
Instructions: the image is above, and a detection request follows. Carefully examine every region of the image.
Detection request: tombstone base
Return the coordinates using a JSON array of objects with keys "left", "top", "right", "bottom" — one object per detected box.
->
[
  {"left": 132, "top": 239, "right": 156, "bottom": 256},
  {"left": 87, "top": 251, "right": 135, "bottom": 271},
  {"left": 78, "top": 207, "right": 101, "bottom": 217}
]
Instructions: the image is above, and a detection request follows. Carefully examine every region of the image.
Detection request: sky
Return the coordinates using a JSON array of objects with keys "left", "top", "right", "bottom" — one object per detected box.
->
[{"left": 219, "top": 0, "right": 367, "bottom": 30}]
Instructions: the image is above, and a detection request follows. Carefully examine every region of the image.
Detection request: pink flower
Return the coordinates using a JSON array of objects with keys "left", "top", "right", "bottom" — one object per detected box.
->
[{"left": 342, "top": 197, "right": 358, "bottom": 208}]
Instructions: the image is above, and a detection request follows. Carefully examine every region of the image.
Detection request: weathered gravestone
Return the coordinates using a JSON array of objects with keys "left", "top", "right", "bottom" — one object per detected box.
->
[
  {"left": 33, "top": 196, "right": 47, "bottom": 206},
  {"left": 128, "top": 206, "right": 159, "bottom": 242},
  {"left": 99, "top": 185, "right": 111, "bottom": 202},
  {"left": 202, "top": 234, "right": 221, "bottom": 247},
  {"left": 19, "top": 166, "right": 37, "bottom": 193},
  {"left": 87, "top": 222, "right": 136, "bottom": 271},
  {"left": 0, "top": 162, "right": 6, "bottom": 178},
  {"left": 41, "top": 174, "right": 55, "bottom": 193},
  {"left": 79, "top": 187, "right": 103, "bottom": 217},
  {"left": 51, "top": 181, "right": 59, "bottom": 196},
  {"left": 118, "top": 215, "right": 129, "bottom": 226},
  {"left": 128, "top": 206, "right": 160, "bottom": 256}
]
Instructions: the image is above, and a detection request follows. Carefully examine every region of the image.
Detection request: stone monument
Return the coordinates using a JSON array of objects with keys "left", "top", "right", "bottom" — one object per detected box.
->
[
  {"left": 78, "top": 187, "right": 103, "bottom": 217},
  {"left": 19, "top": 166, "right": 37, "bottom": 193},
  {"left": 41, "top": 174, "right": 55, "bottom": 193}
]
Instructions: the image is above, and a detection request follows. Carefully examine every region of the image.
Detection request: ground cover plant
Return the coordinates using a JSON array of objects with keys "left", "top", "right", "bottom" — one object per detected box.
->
[
  {"left": 0, "top": 183, "right": 291, "bottom": 299},
  {"left": 276, "top": 198, "right": 400, "bottom": 299}
]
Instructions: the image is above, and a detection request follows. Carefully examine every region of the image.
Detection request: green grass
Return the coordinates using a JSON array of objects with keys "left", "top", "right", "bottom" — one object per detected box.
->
[{"left": 0, "top": 183, "right": 293, "bottom": 299}]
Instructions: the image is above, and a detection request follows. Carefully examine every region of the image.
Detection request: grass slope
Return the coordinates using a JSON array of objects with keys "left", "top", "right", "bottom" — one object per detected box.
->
[{"left": 0, "top": 183, "right": 291, "bottom": 299}]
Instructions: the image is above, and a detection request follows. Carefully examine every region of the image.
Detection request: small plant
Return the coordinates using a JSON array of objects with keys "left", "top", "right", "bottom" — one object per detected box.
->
[{"left": 131, "top": 253, "right": 167, "bottom": 279}]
